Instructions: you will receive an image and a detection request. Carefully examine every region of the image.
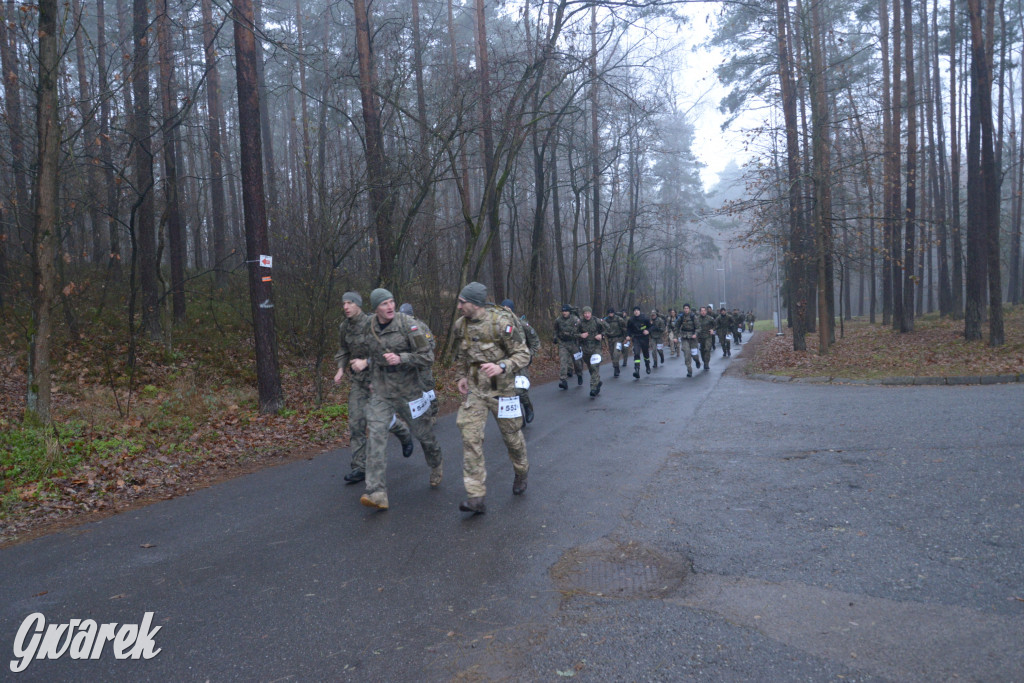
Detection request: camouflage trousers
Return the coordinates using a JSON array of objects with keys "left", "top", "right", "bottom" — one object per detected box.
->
[
  {"left": 699, "top": 335, "right": 713, "bottom": 365},
  {"left": 456, "top": 391, "right": 528, "bottom": 498},
  {"left": 607, "top": 337, "right": 624, "bottom": 366},
  {"left": 717, "top": 331, "right": 732, "bottom": 355},
  {"left": 669, "top": 333, "right": 680, "bottom": 357},
  {"left": 347, "top": 381, "right": 412, "bottom": 473},
  {"left": 364, "top": 390, "right": 442, "bottom": 495},
  {"left": 682, "top": 337, "right": 699, "bottom": 371},
  {"left": 558, "top": 344, "right": 582, "bottom": 380},
  {"left": 582, "top": 348, "right": 602, "bottom": 389}
]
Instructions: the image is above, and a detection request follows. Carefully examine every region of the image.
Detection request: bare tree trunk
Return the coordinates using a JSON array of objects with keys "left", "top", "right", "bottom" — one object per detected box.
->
[
  {"left": 96, "top": 0, "right": 121, "bottom": 282},
  {"left": 901, "top": 0, "right": 917, "bottom": 332},
  {"left": 72, "top": 0, "right": 105, "bottom": 265},
  {"left": 202, "top": 0, "right": 228, "bottom": 287},
  {"left": 352, "top": 0, "right": 395, "bottom": 287},
  {"left": 158, "top": 0, "right": 186, "bottom": 323},
  {"left": 951, "top": 0, "right": 965, "bottom": 317},
  {"left": 27, "top": 0, "right": 60, "bottom": 423},
  {"left": 475, "top": 0, "right": 504, "bottom": 300},
  {"left": 253, "top": 0, "right": 278, "bottom": 230},
  {"left": 232, "top": 0, "right": 284, "bottom": 412},
  {"left": 776, "top": 0, "right": 806, "bottom": 349},
  {"left": 590, "top": 7, "right": 603, "bottom": 315},
  {"left": 133, "top": 0, "right": 161, "bottom": 340},
  {"left": 1, "top": 0, "right": 30, "bottom": 267},
  {"left": 809, "top": 0, "right": 832, "bottom": 352}
]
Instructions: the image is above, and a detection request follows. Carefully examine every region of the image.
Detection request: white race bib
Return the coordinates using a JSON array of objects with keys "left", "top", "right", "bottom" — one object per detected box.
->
[
  {"left": 408, "top": 395, "right": 430, "bottom": 420},
  {"left": 726, "top": 334, "right": 733, "bottom": 341},
  {"left": 514, "top": 375, "right": 531, "bottom": 390},
  {"left": 657, "top": 343, "right": 664, "bottom": 351},
  {"left": 737, "top": 327, "right": 742, "bottom": 334},
  {"left": 423, "top": 390, "right": 436, "bottom": 402},
  {"left": 497, "top": 395, "right": 522, "bottom": 419},
  {"left": 590, "top": 354, "right": 602, "bottom": 365},
  {"left": 573, "top": 351, "right": 583, "bottom": 361},
  {"left": 691, "top": 347, "right": 699, "bottom": 356},
  {"left": 624, "top": 341, "right": 631, "bottom": 348}
]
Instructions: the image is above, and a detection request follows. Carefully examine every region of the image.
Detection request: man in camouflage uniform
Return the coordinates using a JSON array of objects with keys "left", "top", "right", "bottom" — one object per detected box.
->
[
  {"left": 501, "top": 298, "right": 539, "bottom": 424},
  {"left": 716, "top": 307, "right": 733, "bottom": 357},
  {"left": 676, "top": 303, "right": 700, "bottom": 377},
  {"left": 553, "top": 304, "right": 582, "bottom": 389},
  {"left": 696, "top": 305, "right": 715, "bottom": 370},
  {"left": 667, "top": 308, "right": 680, "bottom": 358},
  {"left": 333, "top": 291, "right": 414, "bottom": 485},
  {"left": 577, "top": 306, "right": 607, "bottom": 397},
  {"left": 732, "top": 308, "right": 744, "bottom": 344},
  {"left": 649, "top": 308, "right": 667, "bottom": 368},
  {"left": 400, "top": 302, "right": 438, "bottom": 420},
  {"left": 358, "top": 288, "right": 444, "bottom": 511},
  {"left": 454, "top": 282, "right": 532, "bottom": 515},
  {"left": 602, "top": 307, "right": 626, "bottom": 378},
  {"left": 747, "top": 310, "right": 755, "bottom": 332}
]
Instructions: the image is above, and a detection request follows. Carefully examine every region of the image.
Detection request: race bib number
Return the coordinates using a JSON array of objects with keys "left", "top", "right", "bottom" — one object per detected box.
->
[
  {"left": 615, "top": 342, "right": 622, "bottom": 351},
  {"left": 514, "top": 375, "right": 531, "bottom": 390},
  {"left": 497, "top": 395, "right": 522, "bottom": 419},
  {"left": 590, "top": 354, "right": 602, "bottom": 365},
  {"left": 423, "top": 390, "right": 436, "bottom": 402},
  {"left": 573, "top": 351, "right": 583, "bottom": 361},
  {"left": 726, "top": 334, "right": 733, "bottom": 341},
  {"left": 408, "top": 395, "right": 431, "bottom": 420},
  {"left": 737, "top": 327, "right": 742, "bottom": 334},
  {"left": 624, "top": 341, "right": 631, "bottom": 348},
  {"left": 691, "top": 347, "right": 699, "bottom": 356},
  {"left": 657, "top": 343, "right": 664, "bottom": 351}
]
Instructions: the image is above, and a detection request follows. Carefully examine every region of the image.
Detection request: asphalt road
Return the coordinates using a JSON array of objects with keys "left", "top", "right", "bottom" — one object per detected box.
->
[{"left": 2, "top": 335, "right": 1022, "bottom": 681}]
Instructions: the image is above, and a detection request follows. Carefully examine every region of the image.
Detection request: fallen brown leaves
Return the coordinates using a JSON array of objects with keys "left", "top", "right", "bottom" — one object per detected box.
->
[
  {"left": 0, "top": 332, "right": 564, "bottom": 547},
  {"left": 751, "top": 306, "right": 1024, "bottom": 379}
]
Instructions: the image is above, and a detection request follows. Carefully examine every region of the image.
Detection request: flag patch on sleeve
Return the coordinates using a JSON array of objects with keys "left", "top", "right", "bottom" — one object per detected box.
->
[{"left": 505, "top": 325, "right": 513, "bottom": 334}]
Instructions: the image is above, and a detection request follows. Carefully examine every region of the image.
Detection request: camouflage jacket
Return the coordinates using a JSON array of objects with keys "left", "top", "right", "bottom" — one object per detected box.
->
[
  {"left": 676, "top": 312, "right": 698, "bottom": 338},
  {"left": 603, "top": 313, "right": 626, "bottom": 339},
  {"left": 577, "top": 316, "right": 608, "bottom": 354},
  {"left": 715, "top": 312, "right": 734, "bottom": 335},
  {"left": 553, "top": 314, "right": 581, "bottom": 344},
  {"left": 367, "top": 312, "right": 435, "bottom": 401},
  {"left": 649, "top": 314, "right": 667, "bottom": 338},
  {"left": 520, "top": 317, "right": 541, "bottom": 357},
  {"left": 407, "top": 315, "right": 437, "bottom": 393},
  {"left": 334, "top": 311, "right": 374, "bottom": 385},
  {"left": 696, "top": 313, "right": 716, "bottom": 338},
  {"left": 455, "top": 305, "right": 531, "bottom": 398}
]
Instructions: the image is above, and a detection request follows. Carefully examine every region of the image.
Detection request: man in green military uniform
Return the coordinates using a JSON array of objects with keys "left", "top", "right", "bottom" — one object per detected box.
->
[
  {"left": 732, "top": 307, "right": 744, "bottom": 344},
  {"left": 399, "top": 302, "right": 438, "bottom": 420},
  {"left": 747, "top": 310, "right": 755, "bottom": 332},
  {"left": 602, "top": 307, "right": 626, "bottom": 378},
  {"left": 676, "top": 303, "right": 700, "bottom": 377},
  {"left": 649, "top": 308, "right": 667, "bottom": 367},
  {"left": 454, "top": 282, "right": 532, "bottom": 515},
  {"left": 667, "top": 308, "right": 679, "bottom": 358},
  {"left": 501, "top": 298, "right": 538, "bottom": 425},
  {"left": 697, "top": 305, "right": 715, "bottom": 370},
  {"left": 716, "top": 307, "right": 733, "bottom": 357},
  {"left": 358, "top": 288, "right": 444, "bottom": 511},
  {"left": 333, "top": 291, "right": 414, "bottom": 484},
  {"left": 577, "top": 306, "right": 607, "bottom": 396},
  {"left": 553, "top": 304, "right": 582, "bottom": 389}
]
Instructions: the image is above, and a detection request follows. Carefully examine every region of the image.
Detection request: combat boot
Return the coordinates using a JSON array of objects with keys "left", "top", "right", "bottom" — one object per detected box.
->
[
  {"left": 687, "top": 369, "right": 693, "bottom": 377},
  {"left": 359, "top": 491, "right": 389, "bottom": 510},
  {"left": 401, "top": 439, "right": 414, "bottom": 458},
  {"left": 645, "top": 360, "right": 651, "bottom": 374},
  {"left": 459, "top": 497, "right": 486, "bottom": 514},
  {"left": 344, "top": 469, "right": 365, "bottom": 485},
  {"left": 613, "top": 365, "right": 620, "bottom": 378},
  {"left": 577, "top": 373, "right": 583, "bottom": 386},
  {"left": 559, "top": 379, "right": 568, "bottom": 390},
  {"left": 633, "top": 365, "right": 640, "bottom": 379},
  {"left": 595, "top": 381, "right": 602, "bottom": 395},
  {"left": 524, "top": 402, "right": 534, "bottom": 424},
  {"left": 659, "top": 349, "right": 665, "bottom": 364},
  {"left": 513, "top": 470, "right": 528, "bottom": 495}
]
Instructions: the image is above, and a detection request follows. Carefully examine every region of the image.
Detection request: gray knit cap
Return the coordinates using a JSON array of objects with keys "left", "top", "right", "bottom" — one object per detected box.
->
[
  {"left": 342, "top": 291, "right": 362, "bottom": 307},
  {"left": 459, "top": 281, "right": 488, "bottom": 306},
  {"left": 369, "top": 287, "right": 394, "bottom": 311},
  {"left": 399, "top": 303, "right": 414, "bottom": 315}
]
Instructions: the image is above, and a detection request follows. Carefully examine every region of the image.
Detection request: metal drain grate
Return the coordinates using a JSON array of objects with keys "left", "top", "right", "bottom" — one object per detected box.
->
[{"left": 551, "top": 537, "right": 688, "bottom": 598}]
